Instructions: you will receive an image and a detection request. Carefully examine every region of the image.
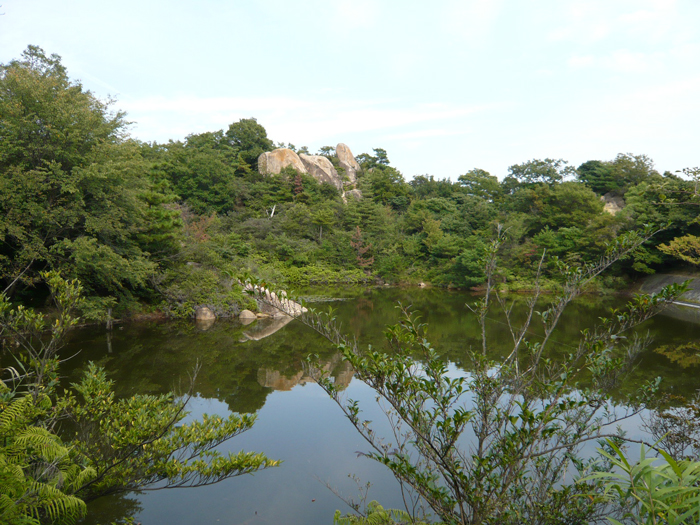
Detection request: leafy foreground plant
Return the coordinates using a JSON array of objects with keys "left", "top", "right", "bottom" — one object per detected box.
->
[
  {"left": 0, "top": 392, "right": 93, "bottom": 524},
  {"left": 0, "top": 272, "right": 279, "bottom": 524},
  {"left": 333, "top": 500, "right": 429, "bottom": 525},
  {"left": 284, "top": 228, "right": 689, "bottom": 525},
  {"left": 583, "top": 440, "right": 700, "bottom": 525}
]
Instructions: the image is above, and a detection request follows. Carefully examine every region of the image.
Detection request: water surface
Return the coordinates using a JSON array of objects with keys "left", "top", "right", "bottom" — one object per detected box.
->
[{"left": 63, "top": 287, "right": 700, "bottom": 524}]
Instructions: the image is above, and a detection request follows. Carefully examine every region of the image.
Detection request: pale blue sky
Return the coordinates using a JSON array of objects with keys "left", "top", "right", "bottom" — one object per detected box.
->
[{"left": 2, "top": 0, "right": 699, "bottom": 179}]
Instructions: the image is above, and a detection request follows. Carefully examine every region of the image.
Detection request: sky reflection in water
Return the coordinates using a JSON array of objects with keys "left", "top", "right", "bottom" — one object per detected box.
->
[{"left": 65, "top": 288, "right": 700, "bottom": 525}]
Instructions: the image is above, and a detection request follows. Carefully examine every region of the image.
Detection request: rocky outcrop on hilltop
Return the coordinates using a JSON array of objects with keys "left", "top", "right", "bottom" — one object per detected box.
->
[
  {"left": 299, "top": 154, "right": 342, "bottom": 190},
  {"left": 257, "top": 143, "right": 364, "bottom": 201},
  {"left": 336, "top": 143, "right": 360, "bottom": 184},
  {"left": 258, "top": 148, "right": 307, "bottom": 175}
]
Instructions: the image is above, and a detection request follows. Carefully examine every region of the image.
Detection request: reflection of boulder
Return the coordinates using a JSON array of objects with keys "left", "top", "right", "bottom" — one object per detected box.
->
[
  {"left": 328, "top": 358, "right": 354, "bottom": 389},
  {"left": 257, "top": 369, "right": 304, "bottom": 391},
  {"left": 333, "top": 364, "right": 355, "bottom": 389},
  {"left": 195, "top": 318, "right": 215, "bottom": 331},
  {"left": 240, "top": 315, "right": 293, "bottom": 342},
  {"left": 257, "top": 354, "right": 355, "bottom": 391}
]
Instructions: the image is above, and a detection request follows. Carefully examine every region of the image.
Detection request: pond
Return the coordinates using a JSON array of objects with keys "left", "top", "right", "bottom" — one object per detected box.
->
[{"left": 63, "top": 287, "right": 700, "bottom": 525}]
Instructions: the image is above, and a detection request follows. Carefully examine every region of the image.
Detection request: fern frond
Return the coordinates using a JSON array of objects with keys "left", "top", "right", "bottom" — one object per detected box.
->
[
  {"left": 0, "top": 395, "right": 32, "bottom": 429},
  {"left": 14, "top": 426, "right": 66, "bottom": 462},
  {"left": 26, "top": 481, "right": 87, "bottom": 522}
]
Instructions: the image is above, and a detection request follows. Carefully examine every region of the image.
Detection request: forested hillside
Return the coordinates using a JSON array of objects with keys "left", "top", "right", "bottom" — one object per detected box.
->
[{"left": 2, "top": 47, "right": 699, "bottom": 319}]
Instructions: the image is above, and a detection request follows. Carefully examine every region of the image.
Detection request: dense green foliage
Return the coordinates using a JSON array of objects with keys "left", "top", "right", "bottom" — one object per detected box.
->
[
  {"left": 0, "top": 392, "right": 92, "bottom": 524},
  {"left": 0, "top": 47, "right": 180, "bottom": 317},
  {"left": 0, "top": 273, "right": 278, "bottom": 524},
  {"left": 299, "top": 234, "right": 696, "bottom": 525},
  {"left": 2, "top": 44, "right": 700, "bottom": 525},
  {"left": 584, "top": 440, "right": 700, "bottom": 525},
  {"left": 2, "top": 46, "right": 700, "bottom": 318}
]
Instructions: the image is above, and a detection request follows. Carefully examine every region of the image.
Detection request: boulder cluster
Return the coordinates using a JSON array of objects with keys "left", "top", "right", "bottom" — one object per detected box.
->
[{"left": 258, "top": 143, "right": 362, "bottom": 201}]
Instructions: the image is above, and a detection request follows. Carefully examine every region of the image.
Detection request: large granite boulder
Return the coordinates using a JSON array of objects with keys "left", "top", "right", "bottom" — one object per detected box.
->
[
  {"left": 299, "top": 154, "right": 343, "bottom": 190},
  {"left": 258, "top": 148, "right": 307, "bottom": 175},
  {"left": 336, "top": 143, "right": 361, "bottom": 184}
]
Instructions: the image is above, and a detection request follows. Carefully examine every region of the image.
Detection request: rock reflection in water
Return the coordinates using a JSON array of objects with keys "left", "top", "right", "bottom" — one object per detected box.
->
[
  {"left": 239, "top": 315, "right": 293, "bottom": 341},
  {"left": 258, "top": 354, "right": 354, "bottom": 391},
  {"left": 194, "top": 318, "right": 216, "bottom": 331},
  {"left": 60, "top": 286, "right": 700, "bottom": 525}
]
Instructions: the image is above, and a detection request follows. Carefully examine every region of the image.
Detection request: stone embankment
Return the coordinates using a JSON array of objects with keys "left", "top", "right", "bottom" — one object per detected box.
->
[
  {"left": 194, "top": 284, "right": 306, "bottom": 334},
  {"left": 635, "top": 271, "right": 700, "bottom": 324},
  {"left": 635, "top": 272, "right": 700, "bottom": 305},
  {"left": 243, "top": 283, "right": 307, "bottom": 318}
]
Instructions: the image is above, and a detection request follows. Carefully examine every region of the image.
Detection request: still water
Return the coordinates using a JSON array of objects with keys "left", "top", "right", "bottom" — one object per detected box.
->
[{"left": 62, "top": 287, "right": 700, "bottom": 524}]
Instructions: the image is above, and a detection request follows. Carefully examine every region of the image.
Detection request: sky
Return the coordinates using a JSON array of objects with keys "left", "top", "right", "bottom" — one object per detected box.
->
[{"left": 1, "top": 0, "right": 699, "bottom": 180}]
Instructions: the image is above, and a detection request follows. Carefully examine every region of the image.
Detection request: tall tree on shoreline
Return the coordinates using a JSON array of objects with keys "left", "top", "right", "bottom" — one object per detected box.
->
[{"left": 0, "top": 46, "right": 176, "bottom": 307}]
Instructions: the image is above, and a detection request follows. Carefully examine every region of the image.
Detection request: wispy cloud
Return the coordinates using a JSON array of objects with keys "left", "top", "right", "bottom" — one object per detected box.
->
[
  {"left": 441, "top": 0, "right": 503, "bottom": 46},
  {"left": 567, "top": 55, "right": 595, "bottom": 68},
  {"left": 550, "top": 0, "right": 681, "bottom": 44},
  {"left": 610, "top": 74, "right": 700, "bottom": 113},
  {"left": 121, "top": 95, "right": 495, "bottom": 145},
  {"left": 333, "top": 0, "right": 379, "bottom": 30},
  {"left": 124, "top": 96, "right": 314, "bottom": 114},
  {"left": 568, "top": 49, "right": 665, "bottom": 73},
  {"left": 381, "top": 128, "right": 471, "bottom": 141}
]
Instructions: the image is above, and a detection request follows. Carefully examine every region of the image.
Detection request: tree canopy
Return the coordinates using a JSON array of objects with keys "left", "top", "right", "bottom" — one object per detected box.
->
[
  {"left": 1, "top": 44, "right": 698, "bottom": 312},
  {"left": 0, "top": 47, "right": 174, "bottom": 309}
]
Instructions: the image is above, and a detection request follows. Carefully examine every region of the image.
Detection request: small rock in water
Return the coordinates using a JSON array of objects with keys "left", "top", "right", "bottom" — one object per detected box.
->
[
  {"left": 239, "top": 309, "right": 257, "bottom": 320},
  {"left": 195, "top": 306, "right": 216, "bottom": 321}
]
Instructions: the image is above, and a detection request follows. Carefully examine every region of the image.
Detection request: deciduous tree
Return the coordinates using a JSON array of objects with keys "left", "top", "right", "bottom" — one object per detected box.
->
[
  {"left": 224, "top": 118, "right": 274, "bottom": 171},
  {"left": 0, "top": 47, "right": 177, "bottom": 308},
  {"left": 301, "top": 228, "right": 685, "bottom": 525}
]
